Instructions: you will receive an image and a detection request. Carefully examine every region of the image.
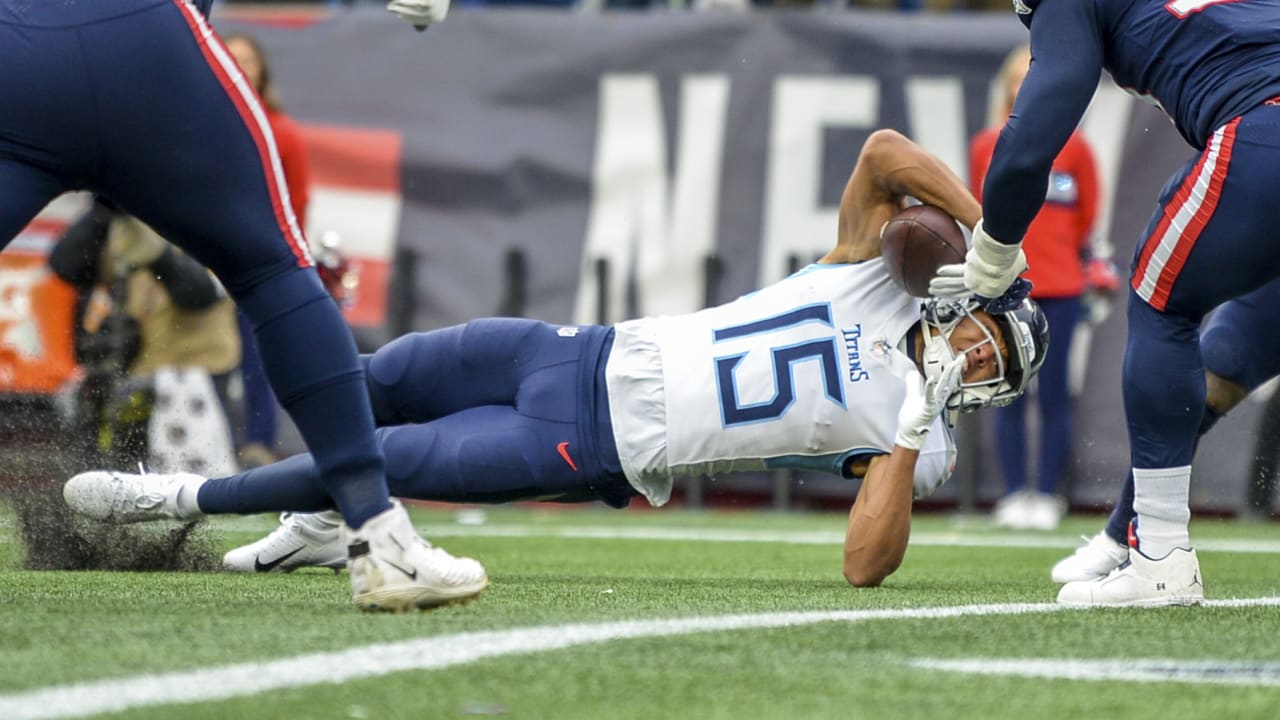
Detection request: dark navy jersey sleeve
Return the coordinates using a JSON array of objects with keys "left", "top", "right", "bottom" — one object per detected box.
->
[
  {"left": 192, "top": 0, "right": 214, "bottom": 17},
  {"left": 982, "top": 0, "right": 1104, "bottom": 245}
]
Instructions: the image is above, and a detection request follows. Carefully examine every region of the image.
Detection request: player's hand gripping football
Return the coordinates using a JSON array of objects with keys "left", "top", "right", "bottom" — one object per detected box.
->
[
  {"left": 928, "top": 219, "right": 1027, "bottom": 300},
  {"left": 387, "top": 0, "right": 450, "bottom": 31},
  {"left": 894, "top": 354, "right": 966, "bottom": 451}
]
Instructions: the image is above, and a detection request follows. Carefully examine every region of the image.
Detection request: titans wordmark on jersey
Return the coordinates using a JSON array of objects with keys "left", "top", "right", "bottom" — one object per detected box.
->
[{"left": 606, "top": 260, "right": 957, "bottom": 507}]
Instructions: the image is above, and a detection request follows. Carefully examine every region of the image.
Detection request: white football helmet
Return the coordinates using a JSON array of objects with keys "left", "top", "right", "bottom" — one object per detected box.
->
[{"left": 918, "top": 294, "right": 1049, "bottom": 414}]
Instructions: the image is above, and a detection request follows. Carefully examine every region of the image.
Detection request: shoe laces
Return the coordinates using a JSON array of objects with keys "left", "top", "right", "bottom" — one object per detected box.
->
[{"left": 108, "top": 466, "right": 168, "bottom": 513}]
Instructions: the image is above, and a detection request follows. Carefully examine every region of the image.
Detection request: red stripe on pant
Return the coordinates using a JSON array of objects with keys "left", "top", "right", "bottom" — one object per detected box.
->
[
  {"left": 171, "top": 0, "right": 312, "bottom": 268},
  {"left": 1131, "top": 119, "right": 1239, "bottom": 311}
]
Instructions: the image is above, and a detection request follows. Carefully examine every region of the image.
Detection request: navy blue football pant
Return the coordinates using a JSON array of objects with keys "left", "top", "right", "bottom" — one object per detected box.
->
[
  {"left": 1104, "top": 280, "right": 1280, "bottom": 543},
  {"left": 0, "top": 0, "right": 389, "bottom": 525},
  {"left": 1124, "top": 102, "right": 1280, "bottom": 471},
  {"left": 196, "top": 319, "right": 636, "bottom": 515},
  {"left": 995, "top": 295, "right": 1080, "bottom": 496},
  {"left": 1104, "top": 99, "right": 1280, "bottom": 541}
]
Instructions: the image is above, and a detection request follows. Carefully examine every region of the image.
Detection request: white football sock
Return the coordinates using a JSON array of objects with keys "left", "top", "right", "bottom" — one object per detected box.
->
[{"left": 1132, "top": 466, "right": 1192, "bottom": 558}]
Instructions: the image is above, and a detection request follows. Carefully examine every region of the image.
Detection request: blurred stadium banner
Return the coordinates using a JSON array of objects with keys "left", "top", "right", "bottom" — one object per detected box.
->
[{"left": 4, "top": 8, "right": 1265, "bottom": 514}]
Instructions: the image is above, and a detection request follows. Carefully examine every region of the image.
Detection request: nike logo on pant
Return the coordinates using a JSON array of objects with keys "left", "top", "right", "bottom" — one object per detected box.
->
[{"left": 557, "top": 442, "right": 578, "bottom": 471}]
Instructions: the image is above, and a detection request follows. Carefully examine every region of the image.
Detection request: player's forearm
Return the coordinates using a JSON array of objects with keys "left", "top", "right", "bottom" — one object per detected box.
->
[
  {"left": 882, "top": 161, "right": 980, "bottom": 231},
  {"left": 983, "top": 0, "right": 1103, "bottom": 244},
  {"left": 842, "top": 448, "right": 916, "bottom": 587},
  {"left": 865, "top": 130, "right": 980, "bottom": 229}
]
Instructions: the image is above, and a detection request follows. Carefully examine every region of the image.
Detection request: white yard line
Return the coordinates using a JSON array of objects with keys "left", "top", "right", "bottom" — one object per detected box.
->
[
  {"left": 397, "top": 523, "right": 1280, "bottom": 555},
  {"left": 911, "top": 657, "right": 1280, "bottom": 686},
  {"left": 206, "top": 516, "right": 1280, "bottom": 554},
  {"left": 3, "top": 598, "right": 1279, "bottom": 720}
]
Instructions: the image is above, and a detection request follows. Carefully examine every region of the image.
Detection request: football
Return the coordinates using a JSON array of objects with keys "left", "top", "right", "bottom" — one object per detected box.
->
[{"left": 880, "top": 204, "right": 967, "bottom": 297}]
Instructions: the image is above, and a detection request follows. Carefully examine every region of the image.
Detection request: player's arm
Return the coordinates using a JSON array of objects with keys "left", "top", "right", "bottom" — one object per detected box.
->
[
  {"left": 822, "top": 129, "right": 980, "bottom": 265},
  {"left": 931, "top": 0, "right": 1111, "bottom": 302},
  {"left": 932, "top": 0, "right": 1104, "bottom": 299},
  {"left": 843, "top": 355, "right": 966, "bottom": 587},
  {"left": 983, "top": 0, "right": 1104, "bottom": 246},
  {"left": 842, "top": 449, "right": 917, "bottom": 587}
]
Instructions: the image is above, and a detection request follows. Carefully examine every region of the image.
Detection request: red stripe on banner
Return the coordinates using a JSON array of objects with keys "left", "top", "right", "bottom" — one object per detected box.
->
[
  {"left": 299, "top": 125, "right": 403, "bottom": 193},
  {"left": 172, "top": 0, "right": 312, "bottom": 268},
  {"left": 1130, "top": 144, "right": 1212, "bottom": 298},
  {"left": 1147, "top": 119, "right": 1238, "bottom": 310}
]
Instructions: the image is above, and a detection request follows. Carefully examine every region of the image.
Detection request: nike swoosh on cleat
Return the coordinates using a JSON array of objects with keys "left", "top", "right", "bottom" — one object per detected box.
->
[
  {"left": 254, "top": 547, "right": 304, "bottom": 572},
  {"left": 556, "top": 442, "right": 579, "bottom": 472},
  {"left": 386, "top": 561, "right": 418, "bottom": 581}
]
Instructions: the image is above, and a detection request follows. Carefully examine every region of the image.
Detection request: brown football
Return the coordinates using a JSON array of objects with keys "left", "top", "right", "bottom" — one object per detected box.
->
[{"left": 880, "top": 204, "right": 967, "bottom": 297}]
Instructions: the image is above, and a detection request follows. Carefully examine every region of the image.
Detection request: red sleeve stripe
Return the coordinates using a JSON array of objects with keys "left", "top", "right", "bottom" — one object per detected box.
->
[{"left": 171, "top": 0, "right": 313, "bottom": 268}]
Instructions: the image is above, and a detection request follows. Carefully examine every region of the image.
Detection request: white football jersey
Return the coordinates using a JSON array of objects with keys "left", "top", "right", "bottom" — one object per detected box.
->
[{"left": 605, "top": 260, "right": 956, "bottom": 507}]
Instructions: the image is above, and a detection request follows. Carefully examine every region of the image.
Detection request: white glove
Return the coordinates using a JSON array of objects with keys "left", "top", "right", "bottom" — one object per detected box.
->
[
  {"left": 894, "top": 355, "right": 966, "bottom": 451},
  {"left": 928, "top": 219, "right": 1026, "bottom": 299},
  {"left": 387, "top": 0, "right": 450, "bottom": 31}
]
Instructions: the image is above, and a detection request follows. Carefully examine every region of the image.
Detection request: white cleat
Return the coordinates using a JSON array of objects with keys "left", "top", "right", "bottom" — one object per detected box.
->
[
  {"left": 994, "top": 491, "right": 1066, "bottom": 531},
  {"left": 1051, "top": 531, "right": 1130, "bottom": 583},
  {"left": 63, "top": 470, "right": 206, "bottom": 524},
  {"left": 223, "top": 511, "right": 347, "bottom": 573},
  {"left": 1022, "top": 492, "right": 1067, "bottom": 532},
  {"left": 992, "top": 490, "right": 1032, "bottom": 529},
  {"left": 1057, "top": 546, "right": 1204, "bottom": 608},
  {"left": 343, "top": 500, "right": 488, "bottom": 613}
]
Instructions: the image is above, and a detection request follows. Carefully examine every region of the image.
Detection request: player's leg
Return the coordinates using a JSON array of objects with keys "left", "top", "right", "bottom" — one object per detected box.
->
[
  {"left": 361, "top": 318, "right": 583, "bottom": 424},
  {"left": 234, "top": 310, "right": 280, "bottom": 467},
  {"left": 991, "top": 397, "right": 1029, "bottom": 527},
  {"left": 1060, "top": 112, "right": 1280, "bottom": 607},
  {"left": 0, "top": 160, "right": 65, "bottom": 252},
  {"left": 209, "top": 319, "right": 628, "bottom": 510},
  {"left": 210, "top": 403, "right": 632, "bottom": 572},
  {"left": 65, "top": 319, "right": 623, "bottom": 515},
  {"left": 1028, "top": 296, "right": 1079, "bottom": 531},
  {"left": 81, "top": 4, "right": 480, "bottom": 610},
  {"left": 87, "top": 1, "right": 387, "bottom": 526},
  {"left": 1052, "top": 281, "right": 1280, "bottom": 583},
  {"left": 0, "top": 20, "right": 83, "bottom": 245}
]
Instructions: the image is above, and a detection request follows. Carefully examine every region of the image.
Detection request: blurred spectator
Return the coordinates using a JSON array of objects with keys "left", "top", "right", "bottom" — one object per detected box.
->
[
  {"left": 224, "top": 33, "right": 312, "bottom": 469},
  {"left": 48, "top": 200, "right": 241, "bottom": 476},
  {"left": 970, "top": 45, "right": 1117, "bottom": 531}
]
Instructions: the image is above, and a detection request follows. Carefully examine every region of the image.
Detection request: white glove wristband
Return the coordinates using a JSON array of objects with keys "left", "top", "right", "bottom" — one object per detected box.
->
[
  {"left": 387, "top": 0, "right": 450, "bottom": 29},
  {"left": 965, "top": 220, "right": 1027, "bottom": 298}
]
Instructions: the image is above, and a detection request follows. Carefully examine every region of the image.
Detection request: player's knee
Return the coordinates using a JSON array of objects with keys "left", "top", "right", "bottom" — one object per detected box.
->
[
  {"left": 1201, "top": 323, "right": 1250, "bottom": 388},
  {"left": 231, "top": 265, "right": 329, "bottom": 323},
  {"left": 364, "top": 332, "right": 435, "bottom": 411},
  {"left": 360, "top": 354, "right": 399, "bottom": 425}
]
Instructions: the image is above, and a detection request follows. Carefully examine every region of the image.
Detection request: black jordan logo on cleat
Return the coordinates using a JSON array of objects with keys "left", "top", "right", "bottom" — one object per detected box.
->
[
  {"left": 254, "top": 547, "right": 304, "bottom": 572},
  {"left": 386, "top": 561, "right": 418, "bottom": 581}
]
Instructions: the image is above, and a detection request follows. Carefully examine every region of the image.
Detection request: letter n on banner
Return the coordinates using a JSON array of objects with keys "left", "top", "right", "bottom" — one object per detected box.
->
[{"left": 575, "top": 74, "right": 729, "bottom": 325}]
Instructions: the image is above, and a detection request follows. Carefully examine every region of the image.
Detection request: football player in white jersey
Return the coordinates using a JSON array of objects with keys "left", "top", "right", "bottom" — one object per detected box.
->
[{"left": 63, "top": 130, "right": 1048, "bottom": 589}]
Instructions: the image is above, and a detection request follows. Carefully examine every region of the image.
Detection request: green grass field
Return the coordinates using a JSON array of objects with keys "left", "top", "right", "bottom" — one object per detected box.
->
[{"left": 2, "top": 502, "right": 1279, "bottom": 719}]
